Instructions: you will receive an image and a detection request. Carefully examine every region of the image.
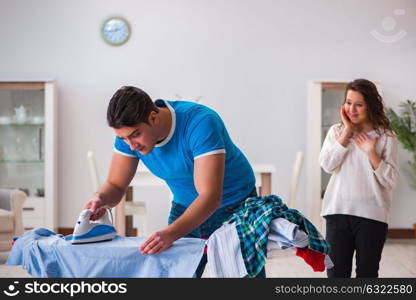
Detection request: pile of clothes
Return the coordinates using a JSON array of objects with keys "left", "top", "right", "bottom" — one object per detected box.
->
[{"left": 206, "top": 194, "right": 333, "bottom": 277}]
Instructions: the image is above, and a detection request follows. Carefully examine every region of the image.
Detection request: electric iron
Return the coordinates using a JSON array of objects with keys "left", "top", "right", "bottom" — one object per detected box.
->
[{"left": 68, "top": 209, "right": 117, "bottom": 244}]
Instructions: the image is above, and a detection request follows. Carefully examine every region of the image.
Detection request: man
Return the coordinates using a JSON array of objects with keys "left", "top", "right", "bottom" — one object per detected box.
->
[{"left": 84, "top": 86, "right": 263, "bottom": 277}]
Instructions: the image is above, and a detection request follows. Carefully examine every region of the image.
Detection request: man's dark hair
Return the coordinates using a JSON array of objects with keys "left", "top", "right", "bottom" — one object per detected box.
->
[{"left": 107, "top": 86, "right": 158, "bottom": 128}]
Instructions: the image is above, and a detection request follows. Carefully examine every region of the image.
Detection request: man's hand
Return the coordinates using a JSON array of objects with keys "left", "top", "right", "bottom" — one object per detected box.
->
[
  {"left": 83, "top": 194, "right": 108, "bottom": 221},
  {"left": 139, "top": 229, "right": 175, "bottom": 255}
]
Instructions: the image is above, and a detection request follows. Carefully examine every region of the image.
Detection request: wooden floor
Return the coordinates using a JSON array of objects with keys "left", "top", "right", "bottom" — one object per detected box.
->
[{"left": 1, "top": 239, "right": 415, "bottom": 278}]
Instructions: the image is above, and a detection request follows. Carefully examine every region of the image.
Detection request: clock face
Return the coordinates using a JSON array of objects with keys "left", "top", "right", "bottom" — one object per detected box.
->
[{"left": 101, "top": 17, "right": 131, "bottom": 46}]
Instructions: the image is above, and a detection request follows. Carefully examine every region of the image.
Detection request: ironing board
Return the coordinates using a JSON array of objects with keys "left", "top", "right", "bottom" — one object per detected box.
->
[{"left": 7, "top": 228, "right": 206, "bottom": 278}]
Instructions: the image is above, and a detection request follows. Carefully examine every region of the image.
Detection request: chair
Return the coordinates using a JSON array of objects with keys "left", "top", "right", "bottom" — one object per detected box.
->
[
  {"left": 0, "top": 189, "right": 26, "bottom": 251},
  {"left": 288, "top": 151, "right": 304, "bottom": 209},
  {"left": 87, "top": 151, "right": 147, "bottom": 237}
]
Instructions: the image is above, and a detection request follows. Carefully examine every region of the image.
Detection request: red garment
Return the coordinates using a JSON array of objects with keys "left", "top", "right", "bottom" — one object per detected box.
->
[
  {"left": 203, "top": 238, "right": 208, "bottom": 254},
  {"left": 295, "top": 247, "right": 325, "bottom": 272}
]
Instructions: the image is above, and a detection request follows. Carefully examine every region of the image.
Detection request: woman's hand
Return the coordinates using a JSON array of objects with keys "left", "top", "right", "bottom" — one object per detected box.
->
[
  {"left": 340, "top": 104, "right": 355, "bottom": 133},
  {"left": 139, "top": 228, "right": 176, "bottom": 255},
  {"left": 353, "top": 132, "right": 378, "bottom": 154},
  {"left": 353, "top": 132, "right": 381, "bottom": 169},
  {"left": 337, "top": 104, "right": 355, "bottom": 147}
]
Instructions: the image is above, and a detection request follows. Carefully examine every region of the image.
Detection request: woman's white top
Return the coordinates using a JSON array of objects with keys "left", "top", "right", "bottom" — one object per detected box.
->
[{"left": 319, "top": 124, "right": 399, "bottom": 224}]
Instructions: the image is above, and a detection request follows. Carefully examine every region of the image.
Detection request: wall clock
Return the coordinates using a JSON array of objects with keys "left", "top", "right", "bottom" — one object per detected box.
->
[{"left": 101, "top": 17, "right": 131, "bottom": 46}]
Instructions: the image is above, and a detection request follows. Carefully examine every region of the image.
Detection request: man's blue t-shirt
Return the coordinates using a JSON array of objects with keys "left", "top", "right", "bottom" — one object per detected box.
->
[{"left": 114, "top": 100, "right": 255, "bottom": 208}]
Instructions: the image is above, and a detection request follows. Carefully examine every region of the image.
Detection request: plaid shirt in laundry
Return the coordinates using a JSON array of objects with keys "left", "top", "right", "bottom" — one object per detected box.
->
[{"left": 226, "top": 194, "right": 330, "bottom": 277}]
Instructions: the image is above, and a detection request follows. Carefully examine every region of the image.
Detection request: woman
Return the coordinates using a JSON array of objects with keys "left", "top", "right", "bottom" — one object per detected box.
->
[{"left": 319, "top": 78, "right": 399, "bottom": 278}]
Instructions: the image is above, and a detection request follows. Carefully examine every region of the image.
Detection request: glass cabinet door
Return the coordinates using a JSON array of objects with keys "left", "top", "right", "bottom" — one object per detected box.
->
[
  {"left": 321, "top": 87, "right": 345, "bottom": 198},
  {"left": 0, "top": 83, "right": 46, "bottom": 198}
]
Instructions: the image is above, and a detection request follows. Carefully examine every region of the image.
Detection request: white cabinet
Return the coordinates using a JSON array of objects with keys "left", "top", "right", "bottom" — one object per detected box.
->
[
  {"left": 0, "top": 80, "right": 58, "bottom": 231},
  {"left": 306, "top": 82, "right": 348, "bottom": 231}
]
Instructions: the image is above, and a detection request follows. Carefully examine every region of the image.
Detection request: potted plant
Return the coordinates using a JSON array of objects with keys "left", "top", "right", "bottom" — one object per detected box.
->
[{"left": 387, "top": 99, "right": 416, "bottom": 237}]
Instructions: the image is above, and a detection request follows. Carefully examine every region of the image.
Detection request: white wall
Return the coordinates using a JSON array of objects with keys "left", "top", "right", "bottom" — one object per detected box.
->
[{"left": 0, "top": 0, "right": 415, "bottom": 228}]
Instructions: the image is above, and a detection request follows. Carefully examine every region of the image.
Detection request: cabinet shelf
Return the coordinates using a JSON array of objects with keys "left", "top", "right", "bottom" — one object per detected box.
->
[
  {"left": 0, "top": 122, "right": 44, "bottom": 126},
  {"left": 0, "top": 159, "right": 45, "bottom": 163}
]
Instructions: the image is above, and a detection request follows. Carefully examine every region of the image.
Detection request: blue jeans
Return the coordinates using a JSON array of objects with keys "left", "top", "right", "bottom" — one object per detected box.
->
[{"left": 168, "top": 188, "right": 266, "bottom": 278}]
